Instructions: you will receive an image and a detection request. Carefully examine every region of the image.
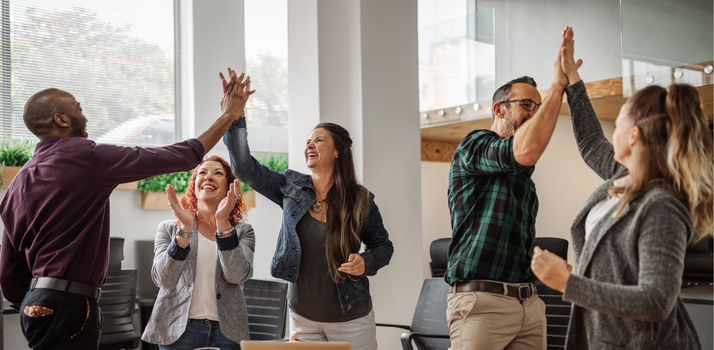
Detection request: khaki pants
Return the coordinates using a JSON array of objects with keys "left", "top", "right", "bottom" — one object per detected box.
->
[{"left": 446, "top": 284, "right": 546, "bottom": 350}]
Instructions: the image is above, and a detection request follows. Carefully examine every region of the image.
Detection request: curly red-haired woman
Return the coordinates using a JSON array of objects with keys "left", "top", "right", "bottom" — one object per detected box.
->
[{"left": 142, "top": 155, "right": 255, "bottom": 350}]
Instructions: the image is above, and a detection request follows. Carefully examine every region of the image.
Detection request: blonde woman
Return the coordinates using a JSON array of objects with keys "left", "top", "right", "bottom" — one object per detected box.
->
[{"left": 531, "top": 27, "right": 711, "bottom": 350}]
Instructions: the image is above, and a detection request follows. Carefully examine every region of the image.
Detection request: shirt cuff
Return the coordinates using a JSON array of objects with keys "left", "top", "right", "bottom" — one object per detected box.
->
[
  {"left": 216, "top": 230, "right": 240, "bottom": 251},
  {"left": 167, "top": 237, "right": 190, "bottom": 261},
  {"left": 228, "top": 116, "right": 247, "bottom": 132}
]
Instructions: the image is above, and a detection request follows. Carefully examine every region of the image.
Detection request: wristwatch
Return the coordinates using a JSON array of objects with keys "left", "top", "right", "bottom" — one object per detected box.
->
[
  {"left": 216, "top": 226, "right": 236, "bottom": 239},
  {"left": 177, "top": 226, "right": 192, "bottom": 238}
]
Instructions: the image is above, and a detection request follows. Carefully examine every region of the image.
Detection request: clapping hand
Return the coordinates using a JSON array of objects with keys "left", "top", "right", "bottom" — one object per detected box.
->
[
  {"left": 531, "top": 246, "right": 571, "bottom": 293},
  {"left": 215, "top": 180, "right": 240, "bottom": 231}
]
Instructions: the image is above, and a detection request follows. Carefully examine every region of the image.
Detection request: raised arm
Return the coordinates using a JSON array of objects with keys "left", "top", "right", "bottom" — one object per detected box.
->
[
  {"left": 510, "top": 29, "right": 571, "bottom": 166},
  {"left": 223, "top": 116, "right": 286, "bottom": 206},
  {"left": 561, "top": 27, "right": 625, "bottom": 180},
  {"left": 196, "top": 69, "right": 255, "bottom": 154}
]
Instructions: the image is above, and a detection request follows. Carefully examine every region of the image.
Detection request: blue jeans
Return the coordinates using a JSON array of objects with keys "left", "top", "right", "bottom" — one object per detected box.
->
[{"left": 159, "top": 319, "right": 241, "bottom": 350}]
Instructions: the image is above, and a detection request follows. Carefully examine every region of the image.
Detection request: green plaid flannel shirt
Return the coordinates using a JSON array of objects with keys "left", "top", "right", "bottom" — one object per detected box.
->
[{"left": 445, "top": 129, "right": 538, "bottom": 285}]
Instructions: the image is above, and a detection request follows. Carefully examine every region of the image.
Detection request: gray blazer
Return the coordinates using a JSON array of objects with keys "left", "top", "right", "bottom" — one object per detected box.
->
[
  {"left": 141, "top": 219, "right": 255, "bottom": 345},
  {"left": 562, "top": 81, "right": 701, "bottom": 350}
]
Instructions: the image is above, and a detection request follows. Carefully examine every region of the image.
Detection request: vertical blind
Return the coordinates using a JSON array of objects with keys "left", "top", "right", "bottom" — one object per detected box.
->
[{"left": 1, "top": 0, "right": 190, "bottom": 147}]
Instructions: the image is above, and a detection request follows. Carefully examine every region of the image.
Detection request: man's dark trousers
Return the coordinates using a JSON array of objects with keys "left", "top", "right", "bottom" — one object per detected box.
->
[{"left": 20, "top": 288, "right": 102, "bottom": 350}]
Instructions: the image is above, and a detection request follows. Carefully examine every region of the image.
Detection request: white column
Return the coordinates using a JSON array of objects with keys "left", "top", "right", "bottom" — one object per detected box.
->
[
  {"left": 192, "top": 0, "right": 245, "bottom": 159},
  {"left": 287, "top": 0, "right": 423, "bottom": 339}
]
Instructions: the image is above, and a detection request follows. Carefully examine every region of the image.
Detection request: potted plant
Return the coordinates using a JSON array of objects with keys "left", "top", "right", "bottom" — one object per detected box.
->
[
  {"left": 0, "top": 138, "right": 36, "bottom": 188},
  {"left": 138, "top": 170, "right": 193, "bottom": 210}
]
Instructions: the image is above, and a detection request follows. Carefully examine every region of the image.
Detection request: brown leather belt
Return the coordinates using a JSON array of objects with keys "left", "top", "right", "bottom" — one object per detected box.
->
[
  {"left": 449, "top": 280, "right": 536, "bottom": 301},
  {"left": 29, "top": 277, "right": 101, "bottom": 300}
]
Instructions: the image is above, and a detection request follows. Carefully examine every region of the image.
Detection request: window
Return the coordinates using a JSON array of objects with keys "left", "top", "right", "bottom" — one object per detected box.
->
[
  {"left": 244, "top": 0, "right": 288, "bottom": 157},
  {"left": 418, "top": 0, "right": 495, "bottom": 112},
  {"left": 0, "top": 0, "right": 191, "bottom": 146}
]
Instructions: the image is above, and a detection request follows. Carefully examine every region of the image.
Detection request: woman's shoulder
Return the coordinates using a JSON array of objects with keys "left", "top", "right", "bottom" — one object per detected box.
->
[
  {"left": 157, "top": 219, "right": 178, "bottom": 231},
  {"left": 635, "top": 184, "right": 691, "bottom": 223}
]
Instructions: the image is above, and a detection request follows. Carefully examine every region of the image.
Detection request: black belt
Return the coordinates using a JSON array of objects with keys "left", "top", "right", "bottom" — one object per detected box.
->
[
  {"left": 449, "top": 280, "right": 536, "bottom": 301},
  {"left": 29, "top": 277, "right": 101, "bottom": 300}
]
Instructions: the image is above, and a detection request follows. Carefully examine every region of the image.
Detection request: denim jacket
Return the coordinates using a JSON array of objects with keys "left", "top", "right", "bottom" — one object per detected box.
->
[{"left": 223, "top": 118, "right": 394, "bottom": 314}]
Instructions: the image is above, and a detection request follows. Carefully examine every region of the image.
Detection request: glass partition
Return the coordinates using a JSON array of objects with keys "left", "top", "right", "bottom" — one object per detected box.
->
[
  {"left": 418, "top": 0, "right": 495, "bottom": 112},
  {"left": 621, "top": 0, "right": 713, "bottom": 97}
]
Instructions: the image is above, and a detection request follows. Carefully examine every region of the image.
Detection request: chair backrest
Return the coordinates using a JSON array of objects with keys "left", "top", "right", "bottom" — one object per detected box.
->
[
  {"left": 99, "top": 269, "right": 141, "bottom": 350},
  {"left": 243, "top": 279, "right": 289, "bottom": 340},
  {"left": 533, "top": 237, "right": 568, "bottom": 260},
  {"left": 409, "top": 278, "right": 451, "bottom": 350},
  {"left": 108, "top": 237, "right": 125, "bottom": 274},
  {"left": 533, "top": 237, "right": 571, "bottom": 350},
  {"left": 429, "top": 238, "right": 451, "bottom": 277}
]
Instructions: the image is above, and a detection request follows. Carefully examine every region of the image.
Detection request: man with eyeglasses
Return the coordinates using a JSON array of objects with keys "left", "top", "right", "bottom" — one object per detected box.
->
[{"left": 445, "top": 30, "right": 575, "bottom": 350}]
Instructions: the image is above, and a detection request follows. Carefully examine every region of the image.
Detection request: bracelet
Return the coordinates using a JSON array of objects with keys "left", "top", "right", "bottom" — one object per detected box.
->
[
  {"left": 216, "top": 226, "right": 236, "bottom": 239},
  {"left": 177, "top": 226, "right": 193, "bottom": 238}
]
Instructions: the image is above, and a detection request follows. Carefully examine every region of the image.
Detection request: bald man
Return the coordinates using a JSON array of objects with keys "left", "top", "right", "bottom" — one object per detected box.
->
[{"left": 0, "top": 70, "right": 253, "bottom": 350}]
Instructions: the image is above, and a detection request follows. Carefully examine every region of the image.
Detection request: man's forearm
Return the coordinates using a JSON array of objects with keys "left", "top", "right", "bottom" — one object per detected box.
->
[
  {"left": 196, "top": 112, "right": 241, "bottom": 155},
  {"left": 512, "top": 83, "right": 565, "bottom": 166}
]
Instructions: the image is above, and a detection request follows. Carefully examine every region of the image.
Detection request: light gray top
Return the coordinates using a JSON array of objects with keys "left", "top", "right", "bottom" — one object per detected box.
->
[
  {"left": 141, "top": 220, "right": 255, "bottom": 345},
  {"left": 563, "top": 81, "right": 701, "bottom": 350}
]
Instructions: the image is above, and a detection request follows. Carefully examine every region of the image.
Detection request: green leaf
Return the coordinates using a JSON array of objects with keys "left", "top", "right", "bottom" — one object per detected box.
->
[{"left": 0, "top": 138, "right": 37, "bottom": 167}]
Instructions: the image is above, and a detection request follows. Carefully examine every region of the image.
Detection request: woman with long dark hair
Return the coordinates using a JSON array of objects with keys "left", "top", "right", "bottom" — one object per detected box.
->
[
  {"left": 224, "top": 111, "right": 393, "bottom": 350},
  {"left": 531, "top": 28, "right": 711, "bottom": 349},
  {"left": 142, "top": 155, "right": 255, "bottom": 350}
]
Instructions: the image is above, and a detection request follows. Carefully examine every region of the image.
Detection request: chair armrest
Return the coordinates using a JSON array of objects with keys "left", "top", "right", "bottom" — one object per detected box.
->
[
  {"left": 375, "top": 323, "right": 411, "bottom": 331},
  {"left": 400, "top": 331, "right": 450, "bottom": 350}
]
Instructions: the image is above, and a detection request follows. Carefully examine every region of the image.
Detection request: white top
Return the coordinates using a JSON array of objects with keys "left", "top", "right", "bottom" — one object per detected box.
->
[
  {"left": 585, "top": 177, "right": 626, "bottom": 241},
  {"left": 188, "top": 232, "right": 219, "bottom": 321}
]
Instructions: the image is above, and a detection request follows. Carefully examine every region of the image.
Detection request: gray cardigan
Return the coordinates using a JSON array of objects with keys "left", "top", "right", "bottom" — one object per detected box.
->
[
  {"left": 562, "top": 81, "right": 701, "bottom": 350},
  {"left": 141, "top": 219, "right": 255, "bottom": 345}
]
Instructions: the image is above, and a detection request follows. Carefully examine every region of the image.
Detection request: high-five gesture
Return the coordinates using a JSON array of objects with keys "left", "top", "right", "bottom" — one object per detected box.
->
[
  {"left": 561, "top": 27, "right": 583, "bottom": 85},
  {"left": 219, "top": 68, "right": 255, "bottom": 120},
  {"left": 195, "top": 67, "right": 256, "bottom": 155}
]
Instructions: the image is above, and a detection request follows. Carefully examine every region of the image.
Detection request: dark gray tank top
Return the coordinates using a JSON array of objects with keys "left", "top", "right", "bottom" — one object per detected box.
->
[{"left": 287, "top": 213, "right": 372, "bottom": 322}]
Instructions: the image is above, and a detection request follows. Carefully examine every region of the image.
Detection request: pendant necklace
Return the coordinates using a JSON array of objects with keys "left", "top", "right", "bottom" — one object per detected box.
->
[
  {"left": 311, "top": 198, "right": 326, "bottom": 213},
  {"left": 199, "top": 215, "right": 213, "bottom": 226}
]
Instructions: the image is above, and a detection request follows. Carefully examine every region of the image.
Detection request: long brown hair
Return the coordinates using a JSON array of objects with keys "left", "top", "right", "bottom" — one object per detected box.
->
[
  {"left": 183, "top": 155, "right": 247, "bottom": 226},
  {"left": 609, "top": 84, "right": 713, "bottom": 240},
  {"left": 315, "top": 123, "right": 370, "bottom": 283}
]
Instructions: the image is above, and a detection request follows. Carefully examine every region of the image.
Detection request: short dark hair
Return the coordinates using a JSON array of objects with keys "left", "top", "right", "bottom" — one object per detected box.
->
[
  {"left": 491, "top": 76, "right": 537, "bottom": 120},
  {"left": 23, "top": 88, "right": 69, "bottom": 138}
]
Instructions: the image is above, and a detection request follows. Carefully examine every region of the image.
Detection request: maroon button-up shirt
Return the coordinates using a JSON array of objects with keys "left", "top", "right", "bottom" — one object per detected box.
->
[{"left": 0, "top": 136, "right": 203, "bottom": 308}]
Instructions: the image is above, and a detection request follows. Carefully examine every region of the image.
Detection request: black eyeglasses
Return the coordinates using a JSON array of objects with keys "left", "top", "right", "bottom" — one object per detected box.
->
[{"left": 499, "top": 99, "right": 541, "bottom": 112}]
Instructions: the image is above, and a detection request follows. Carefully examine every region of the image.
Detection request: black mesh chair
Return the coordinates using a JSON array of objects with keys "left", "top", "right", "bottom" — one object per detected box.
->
[
  {"left": 99, "top": 237, "right": 141, "bottom": 350},
  {"left": 243, "top": 279, "right": 289, "bottom": 340},
  {"left": 396, "top": 278, "right": 451, "bottom": 350},
  {"left": 429, "top": 238, "right": 451, "bottom": 278},
  {"left": 533, "top": 237, "right": 571, "bottom": 350}
]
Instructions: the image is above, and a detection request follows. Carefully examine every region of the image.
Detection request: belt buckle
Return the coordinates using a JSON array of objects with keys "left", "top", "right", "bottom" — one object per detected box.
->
[{"left": 518, "top": 285, "right": 530, "bottom": 301}]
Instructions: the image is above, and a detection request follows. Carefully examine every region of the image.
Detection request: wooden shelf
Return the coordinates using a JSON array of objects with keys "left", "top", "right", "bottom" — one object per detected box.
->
[{"left": 421, "top": 67, "right": 713, "bottom": 162}]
